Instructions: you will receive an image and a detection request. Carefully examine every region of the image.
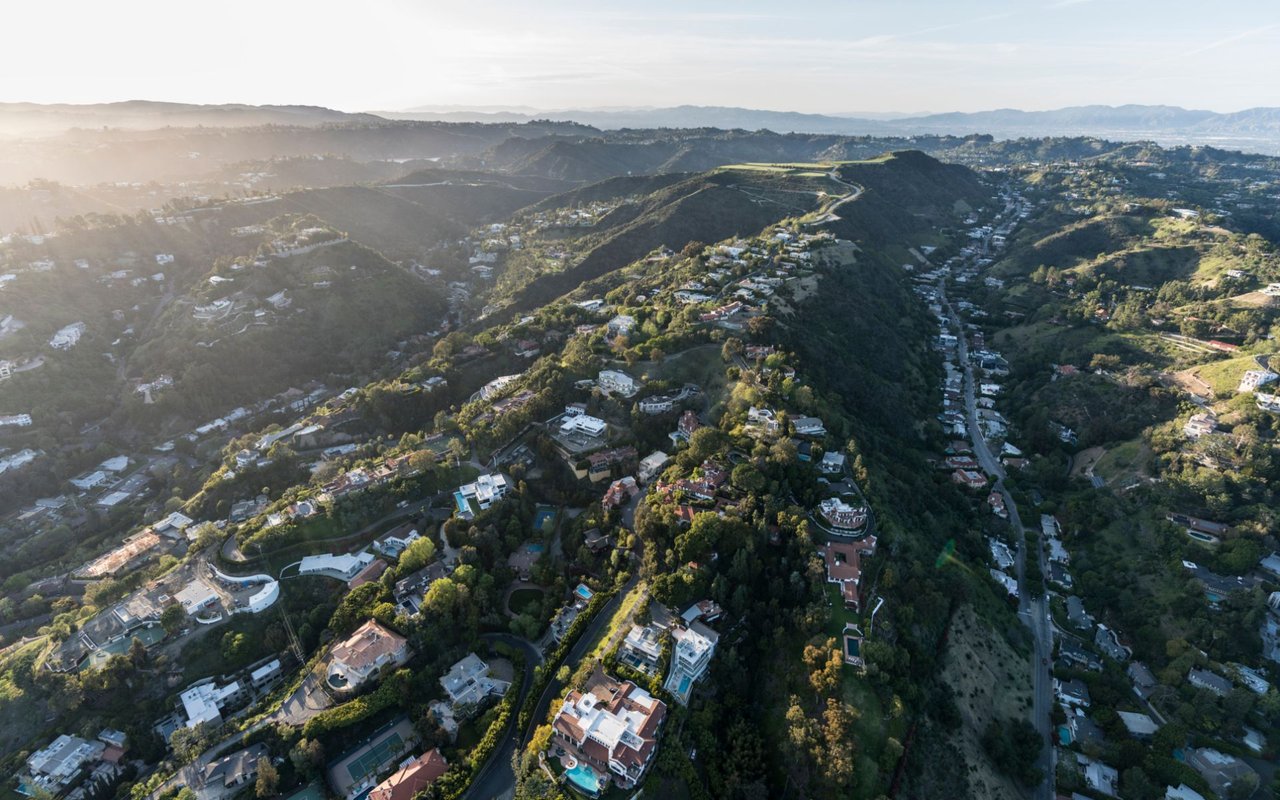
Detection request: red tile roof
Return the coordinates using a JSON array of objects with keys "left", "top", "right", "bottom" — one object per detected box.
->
[{"left": 368, "top": 749, "right": 448, "bottom": 800}]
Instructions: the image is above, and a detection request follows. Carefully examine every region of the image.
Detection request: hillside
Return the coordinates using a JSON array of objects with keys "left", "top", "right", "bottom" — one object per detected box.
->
[{"left": 492, "top": 167, "right": 837, "bottom": 315}]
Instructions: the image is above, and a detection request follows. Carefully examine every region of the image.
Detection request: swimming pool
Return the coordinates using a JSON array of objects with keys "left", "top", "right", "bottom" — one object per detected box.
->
[
  {"left": 575, "top": 584, "right": 594, "bottom": 601},
  {"left": 678, "top": 675, "right": 692, "bottom": 694},
  {"left": 565, "top": 762, "right": 602, "bottom": 795},
  {"left": 454, "top": 491, "right": 470, "bottom": 515},
  {"left": 529, "top": 543, "right": 545, "bottom": 553}
]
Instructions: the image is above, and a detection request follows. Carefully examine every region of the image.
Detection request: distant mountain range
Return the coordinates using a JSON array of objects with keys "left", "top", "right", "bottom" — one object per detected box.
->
[
  {"left": 385, "top": 103, "right": 1280, "bottom": 152},
  {"left": 4, "top": 101, "right": 1280, "bottom": 154},
  {"left": 0, "top": 101, "right": 380, "bottom": 136}
]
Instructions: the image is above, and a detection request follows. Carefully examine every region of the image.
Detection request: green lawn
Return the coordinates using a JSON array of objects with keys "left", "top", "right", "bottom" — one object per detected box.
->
[
  {"left": 823, "top": 583, "right": 862, "bottom": 639},
  {"left": 1093, "top": 438, "right": 1152, "bottom": 484},
  {"left": 1194, "top": 353, "right": 1273, "bottom": 395}
]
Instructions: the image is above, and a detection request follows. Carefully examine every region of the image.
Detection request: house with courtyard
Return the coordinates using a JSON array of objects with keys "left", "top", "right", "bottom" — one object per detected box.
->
[{"left": 820, "top": 536, "right": 877, "bottom": 611}]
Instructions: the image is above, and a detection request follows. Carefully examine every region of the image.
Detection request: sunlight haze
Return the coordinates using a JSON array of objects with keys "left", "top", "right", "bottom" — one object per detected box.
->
[{"left": 4, "top": 0, "right": 1279, "bottom": 112}]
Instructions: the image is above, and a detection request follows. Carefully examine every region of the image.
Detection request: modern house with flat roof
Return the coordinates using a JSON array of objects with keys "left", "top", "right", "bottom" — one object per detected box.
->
[
  {"left": 457, "top": 473, "right": 510, "bottom": 513},
  {"left": 179, "top": 679, "right": 246, "bottom": 729},
  {"left": 664, "top": 621, "right": 719, "bottom": 705},
  {"left": 440, "top": 653, "right": 509, "bottom": 710},
  {"left": 23, "top": 735, "right": 106, "bottom": 795}
]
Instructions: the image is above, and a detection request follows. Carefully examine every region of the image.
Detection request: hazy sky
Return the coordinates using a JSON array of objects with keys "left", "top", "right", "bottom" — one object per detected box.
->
[{"left": 5, "top": 0, "right": 1279, "bottom": 113}]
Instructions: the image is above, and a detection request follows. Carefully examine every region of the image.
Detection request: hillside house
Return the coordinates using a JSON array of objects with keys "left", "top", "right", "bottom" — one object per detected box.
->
[
  {"left": 327, "top": 620, "right": 410, "bottom": 693},
  {"left": 551, "top": 670, "right": 667, "bottom": 790}
]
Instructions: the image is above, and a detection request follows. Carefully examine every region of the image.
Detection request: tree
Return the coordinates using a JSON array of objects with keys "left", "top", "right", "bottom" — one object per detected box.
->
[
  {"left": 731, "top": 463, "right": 766, "bottom": 494},
  {"left": 397, "top": 536, "right": 438, "bottom": 575},
  {"left": 161, "top": 603, "right": 186, "bottom": 635},
  {"left": 255, "top": 756, "right": 279, "bottom": 798},
  {"left": 289, "top": 738, "right": 325, "bottom": 777}
]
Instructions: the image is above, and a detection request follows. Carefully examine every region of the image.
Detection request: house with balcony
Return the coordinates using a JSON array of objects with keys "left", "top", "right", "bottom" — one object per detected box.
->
[{"left": 663, "top": 621, "right": 719, "bottom": 705}]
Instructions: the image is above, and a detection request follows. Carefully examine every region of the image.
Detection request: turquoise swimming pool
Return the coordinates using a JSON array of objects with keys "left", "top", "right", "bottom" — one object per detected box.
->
[
  {"left": 565, "top": 762, "right": 602, "bottom": 795},
  {"left": 454, "top": 491, "right": 470, "bottom": 515},
  {"left": 678, "top": 675, "right": 692, "bottom": 694},
  {"left": 575, "top": 584, "right": 593, "bottom": 601}
]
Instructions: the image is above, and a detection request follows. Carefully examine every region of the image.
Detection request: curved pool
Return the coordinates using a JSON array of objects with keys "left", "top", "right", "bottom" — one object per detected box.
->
[{"left": 565, "top": 762, "right": 602, "bottom": 795}]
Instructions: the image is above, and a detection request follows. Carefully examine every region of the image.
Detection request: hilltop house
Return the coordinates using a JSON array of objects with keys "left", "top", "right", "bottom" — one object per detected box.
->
[
  {"left": 746, "top": 406, "right": 779, "bottom": 436},
  {"left": 327, "top": 620, "right": 410, "bottom": 693},
  {"left": 670, "top": 410, "right": 702, "bottom": 446},
  {"left": 200, "top": 744, "right": 268, "bottom": 794},
  {"left": 23, "top": 735, "right": 107, "bottom": 796},
  {"left": 179, "top": 679, "right": 247, "bottom": 728},
  {"left": 1238, "top": 369, "right": 1278, "bottom": 393},
  {"left": 1183, "top": 413, "right": 1218, "bottom": 439},
  {"left": 638, "top": 451, "right": 671, "bottom": 484},
  {"left": 551, "top": 670, "right": 667, "bottom": 790},
  {"left": 792, "top": 415, "right": 826, "bottom": 438}
]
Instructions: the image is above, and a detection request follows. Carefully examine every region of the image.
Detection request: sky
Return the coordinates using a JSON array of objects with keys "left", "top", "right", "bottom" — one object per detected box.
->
[{"left": 4, "top": 0, "right": 1279, "bottom": 113}]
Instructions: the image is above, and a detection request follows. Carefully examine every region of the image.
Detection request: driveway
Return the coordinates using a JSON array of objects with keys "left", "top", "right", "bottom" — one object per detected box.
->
[{"left": 272, "top": 671, "right": 333, "bottom": 726}]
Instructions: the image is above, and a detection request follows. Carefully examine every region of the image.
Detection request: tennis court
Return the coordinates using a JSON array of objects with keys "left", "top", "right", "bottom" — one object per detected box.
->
[
  {"left": 327, "top": 716, "right": 417, "bottom": 797},
  {"left": 532, "top": 505, "right": 556, "bottom": 533},
  {"left": 347, "top": 731, "right": 404, "bottom": 782}
]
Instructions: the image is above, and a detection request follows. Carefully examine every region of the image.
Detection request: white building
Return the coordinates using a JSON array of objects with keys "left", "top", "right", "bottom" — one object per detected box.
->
[
  {"left": 1238, "top": 369, "right": 1278, "bottom": 393},
  {"left": 180, "top": 680, "right": 245, "bottom": 728},
  {"left": 746, "top": 407, "right": 779, "bottom": 435},
  {"left": 49, "top": 321, "right": 86, "bottom": 350},
  {"left": 299, "top": 551, "right": 376, "bottom": 581},
  {"left": 598, "top": 369, "right": 640, "bottom": 397},
  {"left": 24, "top": 735, "right": 105, "bottom": 794},
  {"left": 1183, "top": 413, "right": 1218, "bottom": 439},
  {"left": 174, "top": 579, "right": 220, "bottom": 615},
  {"left": 559, "top": 414, "right": 608, "bottom": 437},
  {"left": 440, "top": 652, "right": 510, "bottom": 709},
  {"left": 638, "top": 451, "right": 671, "bottom": 484},
  {"left": 663, "top": 622, "right": 719, "bottom": 705},
  {"left": 0, "top": 413, "right": 32, "bottom": 427},
  {"left": 458, "top": 473, "right": 510, "bottom": 510},
  {"left": 70, "top": 471, "right": 110, "bottom": 491},
  {"left": 607, "top": 314, "right": 636, "bottom": 338}
]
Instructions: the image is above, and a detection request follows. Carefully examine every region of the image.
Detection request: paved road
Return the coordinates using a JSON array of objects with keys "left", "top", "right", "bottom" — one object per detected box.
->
[
  {"left": 942, "top": 283, "right": 1054, "bottom": 800},
  {"left": 464, "top": 634, "right": 542, "bottom": 800}
]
